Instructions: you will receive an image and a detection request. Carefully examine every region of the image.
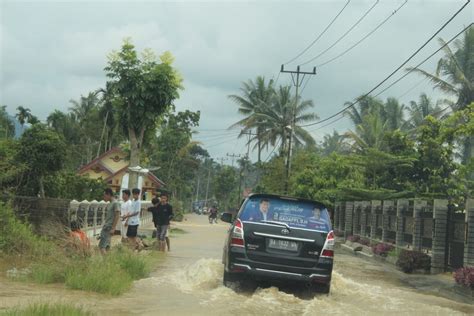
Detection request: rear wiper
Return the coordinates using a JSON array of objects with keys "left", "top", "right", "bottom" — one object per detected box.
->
[{"left": 260, "top": 220, "right": 291, "bottom": 230}]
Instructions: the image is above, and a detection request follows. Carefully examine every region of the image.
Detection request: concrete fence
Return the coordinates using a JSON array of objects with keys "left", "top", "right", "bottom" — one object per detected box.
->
[
  {"left": 334, "top": 199, "right": 474, "bottom": 273},
  {"left": 5, "top": 195, "right": 153, "bottom": 238},
  {"left": 69, "top": 199, "right": 153, "bottom": 237}
]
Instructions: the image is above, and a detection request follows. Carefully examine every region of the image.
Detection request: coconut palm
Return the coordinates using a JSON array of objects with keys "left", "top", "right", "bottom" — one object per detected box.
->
[
  {"left": 407, "top": 26, "right": 474, "bottom": 164},
  {"left": 255, "top": 86, "right": 318, "bottom": 156},
  {"left": 15, "top": 106, "right": 33, "bottom": 127},
  {"left": 405, "top": 93, "right": 443, "bottom": 130},
  {"left": 228, "top": 76, "right": 275, "bottom": 162},
  {"left": 321, "top": 131, "right": 349, "bottom": 156},
  {"left": 344, "top": 96, "right": 391, "bottom": 152},
  {"left": 382, "top": 97, "right": 405, "bottom": 131}
]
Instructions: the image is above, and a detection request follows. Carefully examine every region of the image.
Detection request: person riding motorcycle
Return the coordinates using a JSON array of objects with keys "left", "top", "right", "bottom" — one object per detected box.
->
[{"left": 208, "top": 206, "right": 218, "bottom": 224}]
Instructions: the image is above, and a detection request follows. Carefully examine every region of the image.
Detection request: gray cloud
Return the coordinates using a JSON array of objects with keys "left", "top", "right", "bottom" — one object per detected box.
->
[{"left": 1, "top": 0, "right": 471, "bottom": 161}]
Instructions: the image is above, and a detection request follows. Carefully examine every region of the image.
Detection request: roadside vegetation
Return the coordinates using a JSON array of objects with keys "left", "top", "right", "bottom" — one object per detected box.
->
[
  {"left": 0, "top": 201, "right": 159, "bottom": 296},
  {"left": 0, "top": 303, "right": 93, "bottom": 316}
]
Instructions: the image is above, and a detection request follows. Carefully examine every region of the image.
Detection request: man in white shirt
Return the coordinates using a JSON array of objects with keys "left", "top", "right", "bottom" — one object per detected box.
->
[
  {"left": 122, "top": 188, "right": 141, "bottom": 250},
  {"left": 120, "top": 189, "right": 132, "bottom": 242}
]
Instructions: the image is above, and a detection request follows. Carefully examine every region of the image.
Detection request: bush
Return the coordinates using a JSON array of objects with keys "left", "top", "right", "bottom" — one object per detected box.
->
[
  {"left": 347, "top": 235, "right": 360, "bottom": 242},
  {"left": 453, "top": 266, "right": 474, "bottom": 289},
  {"left": 0, "top": 202, "right": 52, "bottom": 259},
  {"left": 1, "top": 302, "right": 93, "bottom": 316},
  {"left": 358, "top": 238, "right": 371, "bottom": 246},
  {"left": 371, "top": 243, "right": 394, "bottom": 257},
  {"left": 396, "top": 249, "right": 431, "bottom": 273}
]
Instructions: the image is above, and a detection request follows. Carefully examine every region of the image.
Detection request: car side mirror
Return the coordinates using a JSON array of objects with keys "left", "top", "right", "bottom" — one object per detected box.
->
[{"left": 220, "top": 212, "right": 233, "bottom": 223}]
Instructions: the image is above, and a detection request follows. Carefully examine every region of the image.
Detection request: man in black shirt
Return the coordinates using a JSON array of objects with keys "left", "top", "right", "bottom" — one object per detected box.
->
[{"left": 148, "top": 194, "right": 173, "bottom": 252}]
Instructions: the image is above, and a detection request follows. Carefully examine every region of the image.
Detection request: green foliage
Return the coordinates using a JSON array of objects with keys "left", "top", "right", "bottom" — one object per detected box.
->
[
  {"left": 43, "top": 172, "right": 108, "bottom": 201},
  {"left": 213, "top": 166, "right": 238, "bottom": 210},
  {"left": 1, "top": 303, "right": 93, "bottom": 316},
  {"left": 16, "top": 124, "right": 66, "bottom": 197},
  {"left": 0, "top": 202, "right": 51, "bottom": 259},
  {"left": 104, "top": 39, "right": 183, "bottom": 187},
  {"left": 0, "top": 106, "right": 15, "bottom": 139}
]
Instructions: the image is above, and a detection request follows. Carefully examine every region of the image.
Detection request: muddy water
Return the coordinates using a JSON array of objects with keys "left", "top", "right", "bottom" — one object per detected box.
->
[{"left": 1, "top": 214, "right": 473, "bottom": 315}]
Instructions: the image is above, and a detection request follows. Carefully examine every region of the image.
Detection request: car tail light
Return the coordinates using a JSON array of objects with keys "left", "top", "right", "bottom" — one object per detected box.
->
[
  {"left": 320, "top": 230, "right": 335, "bottom": 258},
  {"left": 230, "top": 219, "right": 244, "bottom": 247}
]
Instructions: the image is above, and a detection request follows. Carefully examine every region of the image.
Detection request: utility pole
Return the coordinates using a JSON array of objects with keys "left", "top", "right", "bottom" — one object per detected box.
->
[
  {"left": 240, "top": 130, "right": 257, "bottom": 159},
  {"left": 204, "top": 167, "right": 211, "bottom": 208},
  {"left": 216, "top": 157, "right": 227, "bottom": 166},
  {"left": 280, "top": 64, "right": 316, "bottom": 194},
  {"left": 226, "top": 153, "right": 241, "bottom": 167}
]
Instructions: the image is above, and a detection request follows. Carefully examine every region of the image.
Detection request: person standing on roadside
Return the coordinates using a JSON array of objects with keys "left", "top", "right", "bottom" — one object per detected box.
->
[
  {"left": 122, "top": 188, "right": 141, "bottom": 250},
  {"left": 156, "top": 193, "right": 173, "bottom": 252},
  {"left": 99, "top": 188, "right": 121, "bottom": 255},
  {"left": 120, "top": 189, "right": 132, "bottom": 242}
]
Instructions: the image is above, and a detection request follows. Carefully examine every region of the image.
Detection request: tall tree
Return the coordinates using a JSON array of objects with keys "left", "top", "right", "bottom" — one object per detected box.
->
[
  {"left": 104, "top": 39, "right": 182, "bottom": 188},
  {"left": 405, "top": 93, "right": 443, "bottom": 131},
  {"left": 15, "top": 106, "right": 33, "bottom": 128},
  {"left": 255, "top": 85, "right": 318, "bottom": 156},
  {"left": 228, "top": 76, "right": 275, "bottom": 162},
  {"left": 17, "top": 124, "right": 66, "bottom": 198},
  {"left": 0, "top": 106, "right": 15, "bottom": 139},
  {"left": 407, "top": 26, "right": 474, "bottom": 164}
]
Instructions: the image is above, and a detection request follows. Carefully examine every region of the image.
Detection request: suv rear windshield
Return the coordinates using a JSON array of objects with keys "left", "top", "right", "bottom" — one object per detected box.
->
[{"left": 239, "top": 196, "right": 331, "bottom": 232}]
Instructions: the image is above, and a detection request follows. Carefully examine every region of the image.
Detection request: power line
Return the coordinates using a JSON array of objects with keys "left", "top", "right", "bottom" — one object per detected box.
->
[
  {"left": 316, "top": 0, "right": 408, "bottom": 68},
  {"left": 373, "top": 22, "right": 473, "bottom": 99},
  {"left": 205, "top": 134, "right": 240, "bottom": 148},
  {"left": 300, "top": 2, "right": 471, "bottom": 128},
  {"left": 192, "top": 131, "right": 240, "bottom": 140},
  {"left": 396, "top": 77, "right": 429, "bottom": 100},
  {"left": 300, "top": 0, "right": 380, "bottom": 66},
  {"left": 264, "top": 137, "right": 282, "bottom": 162},
  {"left": 283, "top": 0, "right": 351, "bottom": 65}
]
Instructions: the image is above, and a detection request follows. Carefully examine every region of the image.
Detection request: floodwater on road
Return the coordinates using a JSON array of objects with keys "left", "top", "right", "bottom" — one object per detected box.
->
[{"left": 1, "top": 214, "right": 473, "bottom": 316}]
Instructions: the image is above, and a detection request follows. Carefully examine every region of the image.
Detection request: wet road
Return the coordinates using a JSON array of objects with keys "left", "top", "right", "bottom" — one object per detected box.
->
[{"left": 1, "top": 214, "right": 473, "bottom": 315}]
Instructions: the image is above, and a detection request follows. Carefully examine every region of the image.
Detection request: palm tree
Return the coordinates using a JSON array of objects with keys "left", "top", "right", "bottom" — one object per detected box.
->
[
  {"left": 344, "top": 96, "right": 389, "bottom": 152},
  {"left": 321, "top": 131, "right": 348, "bottom": 156},
  {"left": 407, "top": 26, "right": 474, "bottom": 164},
  {"left": 382, "top": 97, "right": 405, "bottom": 131},
  {"left": 69, "top": 92, "right": 99, "bottom": 123},
  {"left": 15, "top": 106, "right": 33, "bottom": 128},
  {"left": 405, "top": 93, "right": 443, "bottom": 131},
  {"left": 228, "top": 76, "right": 275, "bottom": 162},
  {"left": 255, "top": 86, "right": 318, "bottom": 156}
]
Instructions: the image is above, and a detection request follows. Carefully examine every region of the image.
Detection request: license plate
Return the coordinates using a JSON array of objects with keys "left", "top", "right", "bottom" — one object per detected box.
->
[{"left": 268, "top": 238, "right": 298, "bottom": 251}]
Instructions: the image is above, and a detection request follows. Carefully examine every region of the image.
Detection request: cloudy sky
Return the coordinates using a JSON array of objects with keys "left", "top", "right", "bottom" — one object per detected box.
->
[{"left": 0, "top": 0, "right": 472, "bottom": 163}]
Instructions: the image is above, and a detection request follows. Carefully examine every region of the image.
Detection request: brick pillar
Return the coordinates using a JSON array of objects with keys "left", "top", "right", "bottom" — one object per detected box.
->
[
  {"left": 338, "top": 202, "right": 345, "bottom": 232},
  {"left": 413, "top": 199, "right": 427, "bottom": 251},
  {"left": 334, "top": 202, "right": 340, "bottom": 231},
  {"left": 370, "top": 200, "right": 381, "bottom": 239},
  {"left": 431, "top": 199, "right": 448, "bottom": 274},
  {"left": 396, "top": 199, "right": 408, "bottom": 247},
  {"left": 382, "top": 200, "right": 393, "bottom": 242},
  {"left": 344, "top": 201, "right": 354, "bottom": 239},
  {"left": 465, "top": 199, "right": 474, "bottom": 267},
  {"left": 353, "top": 202, "right": 360, "bottom": 235},
  {"left": 360, "top": 201, "right": 368, "bottom": 237}
]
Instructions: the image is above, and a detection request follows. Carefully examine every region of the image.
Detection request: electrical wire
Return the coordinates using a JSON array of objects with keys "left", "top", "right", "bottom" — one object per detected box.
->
[
  {"left": 300, "top": 0, "right": 380, "bottom": 66},
  {"left": 299, "top": 2, "right": 471, "bottom": 128},
  {"left": 264, "top": 137, "right": 282, "bottom": 162},
  {"left": 283, "top": 0, "right": 351, "bottom": 65},
  {"left": 396, "top": 77, "right": 429, "bottom": 100},
  {"left": 316, "top": 0, "right": 408, "bottom": 68},
  {"left": 374, "top": 22, "right": 472, "bottom": 99},
  {"left": 204, "top": 133, "right": 241, "bottom": 148}
]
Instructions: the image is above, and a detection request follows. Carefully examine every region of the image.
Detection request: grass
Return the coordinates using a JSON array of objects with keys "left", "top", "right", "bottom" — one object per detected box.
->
[
  {"left": 0, "top": 303, "right": 93, "bottom": 316},
  {"left": 1, "top": 201, "right": 162, "bottom": 296}
]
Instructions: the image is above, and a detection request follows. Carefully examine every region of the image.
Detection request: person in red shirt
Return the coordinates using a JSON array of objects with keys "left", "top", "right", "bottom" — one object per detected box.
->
[{"left": 69, "top": 221, "right": 90, "bottom": 253}]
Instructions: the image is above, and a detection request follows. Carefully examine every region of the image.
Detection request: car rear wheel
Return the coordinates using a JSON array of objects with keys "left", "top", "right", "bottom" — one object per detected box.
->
[
  {"left": 223, "top": 270, "right": 239, "bottom": 287},
  {"left": 314, "top": 282, "right": 330, "bottom": 294}
]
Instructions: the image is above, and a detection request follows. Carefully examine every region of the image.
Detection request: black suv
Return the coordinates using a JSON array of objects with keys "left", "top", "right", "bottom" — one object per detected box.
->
[{"left": 221, "top": 194, "right": 334, "bottom": 293}]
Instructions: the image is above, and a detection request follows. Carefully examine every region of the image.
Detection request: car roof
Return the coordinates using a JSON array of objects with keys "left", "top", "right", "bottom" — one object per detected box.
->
[{"left": 246, "top": 193, "right": 328, "bottom": 209}]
